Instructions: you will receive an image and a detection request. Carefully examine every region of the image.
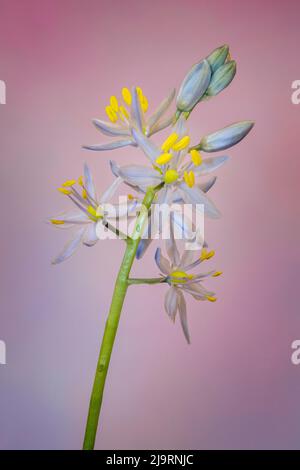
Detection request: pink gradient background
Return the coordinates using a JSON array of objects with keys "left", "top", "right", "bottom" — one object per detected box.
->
[{"left": 0, "top": 0, "right": 300, "bottom": 450}]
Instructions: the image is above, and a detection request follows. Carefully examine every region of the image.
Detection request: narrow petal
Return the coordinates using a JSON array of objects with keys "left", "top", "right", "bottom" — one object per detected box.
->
[
  {"left": 51, "top": 227, "right": 85, "bottom": 264},
  {"left": 82, "top": 139, "right": 135, "bottom": 151},
  {"left": 99, "top": 177, "right": 122, "bottom": 203},
  {"left": 131, "top": 127, "right": 161, "bottom": 162},
  {"left": 165, "top": 215, "right": 180, "bottom": 266},
  {"left": 131, "top": 87, "right": 144, "bottom": 131},
  {"left": 136, "top": 238, "right": 153, "bottom": 259},
  {"left": 92, "top": 119, "right": 130, "bottom": 137},
  {"left": 118, "top": 164, "right": 161, "bottom": 188},
  {"left": 155, "top": 247, "right": 171, "bottom": 275},
  {"left": 84, "top": 163, "right": 96, "bottom": 200},
  {"left": 148, "top": 115, "right": 174, "bottom": 136},
  {"left": 82, "top": 223, "right": 98, "bottom": 247},
  {"left": 147, "top": 88, "right": 176, "bottom": 131},
  {"left": 177, "top": 290, "right": 190, "bottom": 344},
  {"left": 164, "top": 286, "right": 178, "bottom": 321},
  {"left": 198, "top": 176, "right": 217, "bottom": 193},
  {"left": 179, "top": 183, "right": 221, "bottom": 219},
  {"left": 193, "top": 156, "right": 229, "bottom": 175}
]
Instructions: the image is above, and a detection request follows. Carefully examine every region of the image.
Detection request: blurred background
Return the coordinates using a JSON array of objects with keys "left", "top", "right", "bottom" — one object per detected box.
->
[{"left": 0, "top": 0, "right": 299, "bottom": 449}]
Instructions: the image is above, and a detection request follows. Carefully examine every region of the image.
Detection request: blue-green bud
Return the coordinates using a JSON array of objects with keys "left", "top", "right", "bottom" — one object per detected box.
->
[
  {"left": 206, "top": 44, "right": 229, "bottom": 72},
  {"left": 194, "top": 121, "right": 254, "bottom": 152},
  {"left": 205, "top": 61, "right": 236, "bottom": 97},
  {"left": 176, "top": 59, "right": 211, "bottom": 112}
]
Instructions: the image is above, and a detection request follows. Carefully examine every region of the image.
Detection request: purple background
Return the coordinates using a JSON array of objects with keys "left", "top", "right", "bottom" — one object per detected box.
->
[{"left": 0, "top": 0, "right": 300, "bottom": 449}]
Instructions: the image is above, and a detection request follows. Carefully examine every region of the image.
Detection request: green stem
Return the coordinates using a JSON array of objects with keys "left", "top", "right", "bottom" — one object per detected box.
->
[
  {"left": 82, "top": 186, "right": 157, "bottom": 450},
  {"left": 128, "top": 277, "right": 166, "bottom": 285}
]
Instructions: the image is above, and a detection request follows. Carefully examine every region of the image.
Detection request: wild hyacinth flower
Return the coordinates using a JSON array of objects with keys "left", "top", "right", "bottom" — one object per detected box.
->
[
  {"left": 155, "top": 236, "right": 221, "bottom": 343},
  {"left": 50, "top": 164, "right": 136, "bottom": 264},
  {"left": 110, "top": 118, "right": 228, "bottom": 219},
  {"left": 82, "top": 86, "right": 176, "bottom": 152}
]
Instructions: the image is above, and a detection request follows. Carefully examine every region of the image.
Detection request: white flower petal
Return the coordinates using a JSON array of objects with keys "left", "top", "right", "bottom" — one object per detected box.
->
[
  {"left": 99, "top": 177, "right": 122, "bottom": 203},
  {"left": 82, "top": 223, "right": 98, "bottom": 247},
  {"left": 198, "top": 176, "right": 217, "bottom": 193},
  {"left": 193, "top": 156, "right": 229, "bottom": 175},
  {"left": 155, "top": 247, "right": 171, "bottom": 275},
  {"left": 147, "top": 88, "right": 176, "bottom": 131},
  {"left": 52, "top": 227, "right": 85, "bottom": 264},
  {"left": 165, "top": 216, "right": 180, "bottom": 266},
  {"left": 92, "top": 119, "right": 130, "bottom": 137},
  {"left": 177, "top": 290, "right": 190, "bottom": 344},
  {"left": 118, "top": 164, "right": 161, "bottom": 188},
  {"left": 82, "top": 139, "right": 135, "bottom": 151},
  {"left": 179, "top": 183, "right": 221, "bottom": 219},
  {"left": 131, "top": 87, "right": 145, "bottom": 132},
  {"left": 84, "top": 163, "right": 97, "bottom": 200},
  {"left": 164, "top": 286, "right": 178, "bottom": 321},
  {"left": 131, "top": 127, "right": 161, "bottom": 162},
  {"left": 148, "top": 115, "right": 174, "bottom": 136}
]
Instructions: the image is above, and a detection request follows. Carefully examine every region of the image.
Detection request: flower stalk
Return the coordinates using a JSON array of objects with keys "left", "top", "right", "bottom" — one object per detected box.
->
[{"left": 82, "top": 186, "right": 157, "bottom": 450}]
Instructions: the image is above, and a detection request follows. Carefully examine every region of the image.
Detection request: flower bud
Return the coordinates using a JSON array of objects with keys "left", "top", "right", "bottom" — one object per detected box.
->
[
  {"left": 205, "top": 61, "right": 236, "bottom": 97},
  {"left": 206, "top": 44, "right": 229, "bottom": 72},
  {"left": 194, "top": 121, "right": 254, "bottom": 152},
  {"left": 176, "top": 59, "right": 211, "bottom": 112}
]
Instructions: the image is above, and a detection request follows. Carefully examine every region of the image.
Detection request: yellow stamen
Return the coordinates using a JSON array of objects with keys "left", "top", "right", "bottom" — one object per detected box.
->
[
  {"left": 51, "top": 219, "right": 65, "bottom": 225},
  {"left": 227, "top": 52, "right": 232, "bottom": 61},
  {"left": 105, "top": 105, "right": 118, "bottom": 123},
  {"left": 119, "top": 105, "right": 129, "bottom": 119},
  {"left": 58, "top": 187, "right": 72, "bottom": 195},
  {"left": 161, "top": 132, "right": 178, "bottom": 152},
  {"left": 127, "top": 194, "right": 134, "bottom": 200},
  {"left": 188, "top": 170, "right": 195, "bottom": 187},
  {"left": 172, "top": 135, "right": 190, "bottom": 151},
  {"left": 200, "top": 248, "right": 215, "bottom": 261},
  {"left": 110, "top": 95, "right": 119, "bottom": 112},
  {"left": 212, "top": 271, "right": 223, "bottom": 277},
  {"left": 62, "top": 179, "right": 76, "bottom": 187},
  {"left": 170, "top": 270, "right": 194, "bottom": 283},
  {"left": 155, "top": 153, "right": 173, "bottom": 165},
  {"left": 87, "top": 205, "right": 97, "bottom": 217},
  {"left": 122, "top": 87, "right": 132, "bottom": 106},
  {"left": 78, "top": 176, "right": 84, "bottom": 187},
  {"left": 206, "top": 295, "right": 217, "bottom": 302},
  {"left": 82, "top": 188, "right": 88, "bottom": 199},
  {"left": 164, "top": 169, "right": 179, "bottom": 184},
  {"left": 136, "top": 86, "right": 143, "bottom": 98},
  {"left": 141, "top": 95, "right": 148, "bottom": 112},
  {"left": 190, "top": 149, "right": 202, "bottom": 166}
]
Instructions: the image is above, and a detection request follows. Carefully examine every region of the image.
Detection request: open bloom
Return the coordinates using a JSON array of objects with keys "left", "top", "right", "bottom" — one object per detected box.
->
[
  {"left": 82, "top": 86, "right": 175, "bottom": 152},
  {"left": 155, "top": 233, "right": 221, "bottom": 343},
  {"left": 49, "top": 164, "right": 135, "bottom": 264},
  {"left": 110, "top": 117, "right": 228, "bottom": 219}
]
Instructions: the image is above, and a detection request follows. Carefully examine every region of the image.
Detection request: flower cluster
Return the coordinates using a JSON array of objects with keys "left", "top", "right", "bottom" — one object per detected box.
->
[{"left": 50, "top": 44, "right": 254, "bottom": 343}]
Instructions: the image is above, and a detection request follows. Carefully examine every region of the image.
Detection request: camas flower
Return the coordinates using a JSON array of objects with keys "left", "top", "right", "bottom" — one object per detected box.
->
[
  {"left": 82, "top": 86, "right": 175, "bottom": 152},
  {"left": 49, "top": 164, "right": 135, "bottom": 264},
  {"left": 110, "top": 117, "right": 228, "bottom": 219},
  {"left": 155, "top": 230, "right": 222, "bottom": 343}
]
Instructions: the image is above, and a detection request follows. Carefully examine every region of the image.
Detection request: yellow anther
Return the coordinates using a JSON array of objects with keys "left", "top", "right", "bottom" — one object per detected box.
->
[
  {"left": 62, "top": 179, "right": 76, "bottom": 187},
  {"left": 206, "top": 295, "right": 217, "bottom": 302},
  {"left": 161, "top": 132, "right": 178, "bottom": 152},
  {"left": 164, "top": 169, "right": 179, "bottom": 184},
  {"left": 227, "top": 52, "right": 232, "bottom": 61},
  {"left": 155, "top": 153, "right": 173, "bottom": 166},
  {"left": 122, "top": 87, "right": 132, "bottom": 106},
  {"left": 136, "top": 86, "right": 143, "bottom": 98},
  {"left": 172, "top": 135, "right": 190, "bottom": 151},
  {"left": 190, "top": 149, "right": 202, "bottom": 166},
  {"left": 119, "top": 105, "right": 129, "bottom": 119},
  {"left": 200, "top": 248, "right": 215, "bottom": 261},
  {"left": 105, "top": 105, "right": 118, "bottom": 123},
  {"left": 127, "top": 194, "right": 134, "bottom": 200},
  {"left": 170, "top": 271, "right": 194, "bottom": 283},
  {"left": 141, "top": 95, "right": 148, "bottom": 112},
  {"left": 78, "top": 176, "right": 84, "bottom": 187},
  {"left": 110, "top": 95, "right": 119, "bottom": 112},
  {"left": 82, "top": 188, "right": 88, "bottom": 199},
  {"left": 212, "top": 271, "right": 223, "bottom": 277},
  {"left": 58, "top": 187, "right": 72, "bottom": 195},
  {"left": 51, "top": 219, "right": 65, "bottom": 225},
  {"left": 87, "top": 205, "right": 97, "bottom": 217},
  {"left": 183, "top": 170, "right": 195, "bottom": 188}
]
